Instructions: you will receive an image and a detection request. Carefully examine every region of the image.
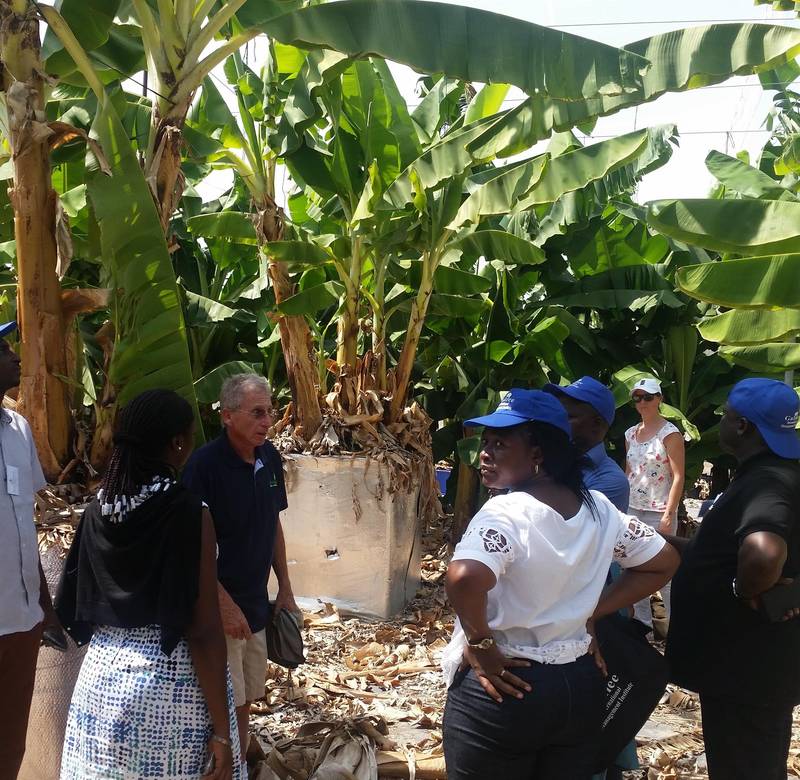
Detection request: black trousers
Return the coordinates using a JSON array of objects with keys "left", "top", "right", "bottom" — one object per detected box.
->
[
  {"left": 443, "top": 653, "right": 604, "bottom": 780},
  {"left": 0, "top": 623, "right": 43, "bottom": 780},
  {"left": 700, "top": 692, "right": 794, "bottom": 780}
]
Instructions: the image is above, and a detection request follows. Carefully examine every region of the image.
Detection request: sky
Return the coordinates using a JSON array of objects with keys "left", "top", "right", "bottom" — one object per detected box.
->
[{"left": 199, "top": 0, "right": 800, "bottom": 205}]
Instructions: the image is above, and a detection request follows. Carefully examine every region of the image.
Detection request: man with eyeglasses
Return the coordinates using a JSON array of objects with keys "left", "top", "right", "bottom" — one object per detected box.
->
[
  {"left": 183, "top": 372, "right": 298, "bottom": 766},
  {"left": 665, "top": 378, "right": 800, "bottom": 780}
]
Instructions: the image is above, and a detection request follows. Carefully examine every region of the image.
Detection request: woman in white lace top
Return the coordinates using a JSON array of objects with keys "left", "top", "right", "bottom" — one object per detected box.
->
[{"left": 442, "top": 389, "right": 678, "bottom": 780}]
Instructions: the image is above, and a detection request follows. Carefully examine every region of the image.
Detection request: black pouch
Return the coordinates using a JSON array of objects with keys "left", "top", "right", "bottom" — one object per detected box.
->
[
  {"left": 265, "top": 604, "right": 305, "bottom": 669},
  {"left": 591, "top": 613, "right": 668, "bottom": 772}
]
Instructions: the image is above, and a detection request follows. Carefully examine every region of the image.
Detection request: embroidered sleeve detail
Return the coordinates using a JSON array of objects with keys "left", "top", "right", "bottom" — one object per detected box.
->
[
  {"left": 613, "top": 517, "right": 656, "bottom": 560},
  {"left": 478, "top": 527, "right": 512, "bottom": 555}
]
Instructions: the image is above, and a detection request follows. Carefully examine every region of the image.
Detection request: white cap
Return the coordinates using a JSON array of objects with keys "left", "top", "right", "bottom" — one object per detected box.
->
[{"left": 631, "top": 377, "right": 661, "bottom": 396}]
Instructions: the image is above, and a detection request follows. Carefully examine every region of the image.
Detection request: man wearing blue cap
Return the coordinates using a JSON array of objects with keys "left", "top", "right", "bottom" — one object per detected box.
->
[
  {"left": 545, "top": 377, "right": 634, "bottom": 780},
  {"left": 544, "top": 377, "right": 629, "bottom": 512},
  {"left": 0, "top": 322, "right": 61, "bottom": 778},
  {"left": 666, "top": 378, "right": 800, "bottom": 780}
]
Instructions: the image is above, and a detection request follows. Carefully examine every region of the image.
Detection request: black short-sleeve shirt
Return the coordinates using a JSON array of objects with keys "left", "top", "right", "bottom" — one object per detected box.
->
[
  {"left": 667, "top": 452, "right": 800, "bottom": 705},
  {"left": 182, "top": 432, "right": 288, "bottom": 633}
]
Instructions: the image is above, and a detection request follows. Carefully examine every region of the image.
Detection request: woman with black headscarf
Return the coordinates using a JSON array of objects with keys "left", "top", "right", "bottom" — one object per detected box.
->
[{"left": 56, "top": 390, "right": 238, "bottom": 779}]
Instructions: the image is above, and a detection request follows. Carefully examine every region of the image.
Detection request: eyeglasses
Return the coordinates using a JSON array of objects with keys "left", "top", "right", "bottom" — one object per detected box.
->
[
  {"left": 632, "top": 393, "right": 656, "bottom": 403},
  {"left": 235, "top": 407, "right": 273, "bottom": 420}
]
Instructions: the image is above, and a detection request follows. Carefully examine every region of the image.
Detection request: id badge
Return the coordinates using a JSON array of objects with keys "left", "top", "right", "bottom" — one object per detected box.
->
[{"left": 6, "top": 465, "right": 19, "bottom": 495}]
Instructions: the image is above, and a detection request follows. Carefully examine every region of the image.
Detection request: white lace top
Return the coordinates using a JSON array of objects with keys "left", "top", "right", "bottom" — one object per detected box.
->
[
  {"left": 625, "top": 420, "right": 680, "bottom": 512},
  {"left": 441, "top": 490, "right": 665, "bottom": 685}
]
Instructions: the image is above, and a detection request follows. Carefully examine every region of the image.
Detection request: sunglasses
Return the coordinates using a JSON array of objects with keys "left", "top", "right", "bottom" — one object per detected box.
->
[
  {"left": 632, "top": 393, "right": 656, "bottom": 403},
  {"left": 235, "top": 407, "right": 273, "bottom": 420}
]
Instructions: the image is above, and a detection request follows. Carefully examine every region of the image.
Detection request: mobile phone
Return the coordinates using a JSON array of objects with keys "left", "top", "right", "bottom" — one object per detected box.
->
[
  {"left": 759, "top": 578, "right": 800, "bottom": 622},
  {"left": 203, "top": 753, "right": 215, "bottom": 776}
]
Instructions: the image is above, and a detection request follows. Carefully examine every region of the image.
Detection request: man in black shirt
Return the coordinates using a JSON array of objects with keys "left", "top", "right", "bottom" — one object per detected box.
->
[
  {"left": 666, "top": 378, "right": 800, "bottom": 780},
  {"left": 183, "top": 373, "right": 298, "bottom": 765}
]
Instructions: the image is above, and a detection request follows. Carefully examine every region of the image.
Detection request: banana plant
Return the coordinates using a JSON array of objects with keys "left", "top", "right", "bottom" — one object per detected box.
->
[
  {"left": 183, "top": 48, "right": 325, "bottom": 439},
  {"left": 654, "top": 121, "right": 800, "bottom": 375}
]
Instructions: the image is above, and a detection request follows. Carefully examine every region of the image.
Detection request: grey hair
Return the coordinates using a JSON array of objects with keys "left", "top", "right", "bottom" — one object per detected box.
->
[{"left": 219, "top": 373, "right": 272, "bottom": 410}]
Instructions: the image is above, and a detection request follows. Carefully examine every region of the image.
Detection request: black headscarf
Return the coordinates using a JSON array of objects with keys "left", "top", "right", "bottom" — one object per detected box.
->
[{"left": 56, "top": 482, "right": 203, "bottom": 655}]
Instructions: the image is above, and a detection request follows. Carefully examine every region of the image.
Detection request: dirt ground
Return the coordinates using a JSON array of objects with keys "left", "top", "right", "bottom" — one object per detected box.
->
[{"left": 247, "top": 514, "right": 800, "bottom": 780}]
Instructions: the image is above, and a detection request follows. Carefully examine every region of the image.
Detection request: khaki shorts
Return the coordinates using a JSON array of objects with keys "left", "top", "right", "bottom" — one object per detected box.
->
[{"left": 225, "top": 629, "right": 267, "bottom": 707}]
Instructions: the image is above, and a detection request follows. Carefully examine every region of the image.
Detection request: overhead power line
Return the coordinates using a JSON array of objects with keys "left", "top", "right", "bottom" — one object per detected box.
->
[
  {"left": 582, "top": 129, "right": 771, "bottom": 138},
  {"left": 549, "top": 16, "right": 797, "bottom": 28}
]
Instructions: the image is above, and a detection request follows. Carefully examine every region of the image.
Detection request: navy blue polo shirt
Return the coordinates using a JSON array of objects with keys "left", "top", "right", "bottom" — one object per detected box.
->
[{"left": 182, "top": 432, "right": 287, "bottom": 633}]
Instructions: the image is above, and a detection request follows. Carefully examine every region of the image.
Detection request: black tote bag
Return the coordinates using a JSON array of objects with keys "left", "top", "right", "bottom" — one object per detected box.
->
[{"left": 591, "top": 613, "right": 668, "bottom": 772}]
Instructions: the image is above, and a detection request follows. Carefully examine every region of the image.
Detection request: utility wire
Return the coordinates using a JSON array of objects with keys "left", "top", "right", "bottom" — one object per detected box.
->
[
  {"left": 581, "top": 129, "right": 771, "bottom": 138},
  {"left": 549, "top": 16, "right": 797, "bottom": 28}
]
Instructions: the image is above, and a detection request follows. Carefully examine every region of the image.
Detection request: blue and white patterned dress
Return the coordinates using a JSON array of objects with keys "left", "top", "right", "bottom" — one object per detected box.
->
[{"left": 60, "top": 625, "right": 243, "bottom": 779}]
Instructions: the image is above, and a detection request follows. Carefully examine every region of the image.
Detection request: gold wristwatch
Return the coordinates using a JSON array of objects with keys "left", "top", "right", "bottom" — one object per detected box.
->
[{"left": 467, "top": 636, "right": 495, "bottom": 650}]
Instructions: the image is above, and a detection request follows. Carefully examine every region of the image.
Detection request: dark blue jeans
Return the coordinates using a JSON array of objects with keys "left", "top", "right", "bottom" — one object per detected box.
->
[{"left": 443, "top": 653, "right": 605, "bottom": 780}]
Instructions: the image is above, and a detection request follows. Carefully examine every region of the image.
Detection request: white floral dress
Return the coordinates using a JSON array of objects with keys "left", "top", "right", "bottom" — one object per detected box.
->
[{"left": 625, "top": 420, "right": 680, "bottom": 513}]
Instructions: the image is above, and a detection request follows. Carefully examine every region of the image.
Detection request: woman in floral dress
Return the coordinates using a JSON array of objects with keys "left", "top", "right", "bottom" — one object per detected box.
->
[{"left": 625, "top": 377, "right": 685, "bottom": 627}]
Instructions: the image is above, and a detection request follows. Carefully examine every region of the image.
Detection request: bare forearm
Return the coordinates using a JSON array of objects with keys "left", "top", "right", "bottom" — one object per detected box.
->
[
  {"left": 449, "top": 584, "right": 491, "bottom": 640},
  {"left": 594, "top": 546, "right": 680, "bottom": 619},
  {"left": 187, "top": 632, "right": 230, "bottom": 739},
  {"left": 271, "top": 519, "right": 292, "bottom": 589},
  {"left": 664, "top": 476, "right": 684, "bottom": 516},
  {"left": 191, "top": 514, "right": 232, "bottom": 740},
  {"left": 594, "top": 571, "right": 671, "bottom": 619}
]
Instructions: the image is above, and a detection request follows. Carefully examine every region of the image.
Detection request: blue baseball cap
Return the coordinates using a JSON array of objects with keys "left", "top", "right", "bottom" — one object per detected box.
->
[
  {"left": 0, "top": 321, "right": 16, "bottom": 338},
  {"left": 728, "top": 378, "right": 800, "bottom": 459},
  {"left": 465, "top": 388, "right": 572, "bottom": 437},
  {"left": 543, "top": 376, "right": 616, "bottom": 426}
]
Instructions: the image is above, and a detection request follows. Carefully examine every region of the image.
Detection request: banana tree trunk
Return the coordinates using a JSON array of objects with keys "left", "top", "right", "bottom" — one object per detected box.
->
[
  {"left": 253, "top": 199, "right": 322, "bottom": 440},
  {"left": 336, "top": 239, "right": 361, "bottom": 374},
  {"left": 388, "top": 254, "right": 434, "bottom": 423},
  {"left": 147, "top": 114, "right": 186, "bottom": 236},
  {"left": 336, "top": 289, "right": 359, "bottom": 374},
  {"left": 1, "top": 1, "right": 71, "bottom": 481},
  {"left": 451, "top": 456, "right": 479, "bottom": 546}
]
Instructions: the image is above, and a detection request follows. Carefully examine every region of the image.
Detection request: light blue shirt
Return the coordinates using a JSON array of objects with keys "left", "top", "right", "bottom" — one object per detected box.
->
[
  {"left": 0, "top": 409, "right": 46, "bottom": 635},
  {"left": 583, "top": 442, "right": 629, "bottom": 513}
]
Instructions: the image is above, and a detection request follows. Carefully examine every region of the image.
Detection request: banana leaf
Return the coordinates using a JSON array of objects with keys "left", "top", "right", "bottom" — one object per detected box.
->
[
  {"left": 194, "top": 361, "right": 260, "bottom": 404},
  {"left": 676, "top": 254, "right": 800, "bottom": 308},
  {"left": 721, "top": 342, "right": 800, "bottom": 371},
  {"left": 699, "top": 308, "right": 800, "bottom": 345},
  {"left": 468, "top": 23, "right": 800, "bottom": 158},
  {"left": 665, "top": 325, "right": 697, "bottom": 412},
  {"left": 256, "top": 0, "right": 649, "bottom": 101},
  {"left": 186, "top": 211, "right": 258, "bottom": 244},
  {"left": 382, "top": 115, "right": 508, "bottom": 210},
  {"left": 85, "top": 95, "right": 200, "bottom": 422},
  {"left": 277, "top": 281, "right": 345, "bottom": 316},
  {"left": 648, "top": 199, "right": 800, "bottom": 256},
  {"left": 518, "top": 126, "right": 676, "bottom": 209},
  {"left": 449, "top": 230, "right": 546, "bottom": 266},
  {"left": 545, "top": 266, "right": 685, "bottom": 312},
  {"left": 705, "top": 150, "right": 796, "bottom": 201}
]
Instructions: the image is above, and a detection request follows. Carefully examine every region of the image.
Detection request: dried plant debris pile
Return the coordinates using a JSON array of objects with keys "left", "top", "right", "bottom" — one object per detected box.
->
[
  {"left": 272, "top": 391, "right": 442, "bottom": 525},
  {"left": 35, "top": 483, "right": 86, "bottom": 554}
]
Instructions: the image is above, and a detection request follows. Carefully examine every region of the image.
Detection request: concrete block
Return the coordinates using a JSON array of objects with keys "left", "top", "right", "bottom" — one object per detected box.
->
[{"left": 281, "top": 454, "right": 422, "bottom": 619}]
